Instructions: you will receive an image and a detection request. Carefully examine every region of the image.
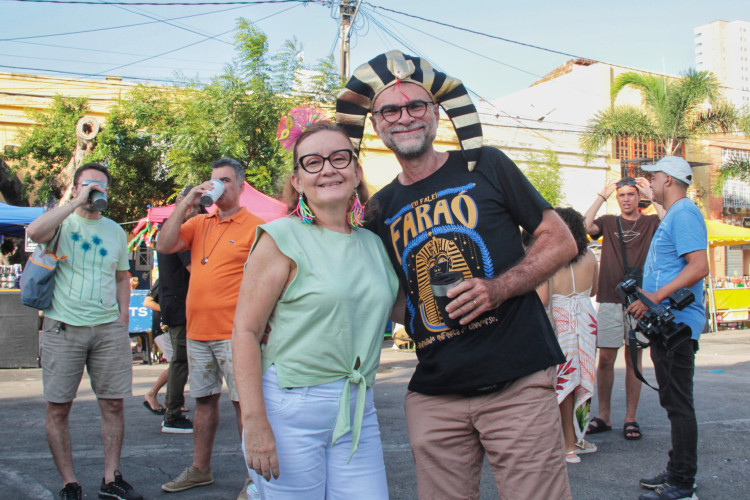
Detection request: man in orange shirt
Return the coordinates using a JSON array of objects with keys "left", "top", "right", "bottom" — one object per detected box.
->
[{"left": 156, "top": 158, "right": 263, "bottom": 496}]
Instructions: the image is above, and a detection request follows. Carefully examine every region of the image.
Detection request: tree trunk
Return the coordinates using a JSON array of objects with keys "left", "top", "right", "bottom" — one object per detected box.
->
[{"left": 0, "top": 160, "right": 28, "bottom": 206}]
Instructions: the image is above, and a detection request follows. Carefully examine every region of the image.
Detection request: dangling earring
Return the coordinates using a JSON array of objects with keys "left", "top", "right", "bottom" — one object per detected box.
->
[
  {"left": 292, "top": 189, "right": 315, "bottom": 224},
  {"left": 347, "top": 187, "right": 364, "bottom": 228}
]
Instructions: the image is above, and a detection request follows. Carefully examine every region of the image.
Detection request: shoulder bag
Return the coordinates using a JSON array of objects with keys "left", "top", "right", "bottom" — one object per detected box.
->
[{"left": 20, "top": 227, "right": 64, "bottom": 309}]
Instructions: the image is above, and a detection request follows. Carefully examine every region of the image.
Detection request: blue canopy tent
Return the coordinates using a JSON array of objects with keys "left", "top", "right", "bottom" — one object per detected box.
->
[{"left": 0, "top": 202, "right": 44, "bottom": 238}]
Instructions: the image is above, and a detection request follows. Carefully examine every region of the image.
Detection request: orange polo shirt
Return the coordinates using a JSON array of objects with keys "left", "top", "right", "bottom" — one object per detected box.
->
[{"left": 179, "top": 207, "right": 262, "bottom": 341}]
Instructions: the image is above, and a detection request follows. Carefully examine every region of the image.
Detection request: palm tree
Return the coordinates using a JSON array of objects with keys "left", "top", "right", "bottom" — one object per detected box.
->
[
  {"left": 581, "top": 69, "right": 740, "bottom": 160},
  {"left": 715, "top": 114, "right": 750, "bottom": 190}
]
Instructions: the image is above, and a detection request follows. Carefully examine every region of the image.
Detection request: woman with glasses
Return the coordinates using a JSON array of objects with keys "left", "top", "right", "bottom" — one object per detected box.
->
[{"left": 232, "top": 121, "right": 401, "bottom": 498}]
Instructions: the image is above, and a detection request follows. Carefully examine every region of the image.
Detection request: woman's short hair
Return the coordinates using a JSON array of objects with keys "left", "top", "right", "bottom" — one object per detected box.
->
[
  {"left": 555, "top": 207, "right": 588, "bottom": 263},
  {"left": 281, "top": 121, "right": 369, "bottom": 214}
]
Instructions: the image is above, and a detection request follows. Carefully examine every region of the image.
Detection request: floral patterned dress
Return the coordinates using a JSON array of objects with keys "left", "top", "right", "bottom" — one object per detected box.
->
[{"left": 550, "top": 265, "right": 598, "bottom": 442}]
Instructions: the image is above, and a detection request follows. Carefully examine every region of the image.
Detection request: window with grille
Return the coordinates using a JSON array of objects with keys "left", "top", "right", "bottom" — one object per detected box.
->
[
  {"left": 615, "top": 137, "right": 684, "bottom": 178},
  {"left": 722, "top": 149, "right": 750, "bottom": 210}
]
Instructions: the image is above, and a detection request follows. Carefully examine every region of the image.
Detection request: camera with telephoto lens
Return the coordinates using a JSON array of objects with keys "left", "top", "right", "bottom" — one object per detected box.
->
[{"left": 616, "top": 278, "right": 695, "bottom": 351}]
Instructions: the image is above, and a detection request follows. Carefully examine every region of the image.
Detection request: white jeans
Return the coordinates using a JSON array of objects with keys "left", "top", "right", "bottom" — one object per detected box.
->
[{"left": 243, "top": 365, "right": 389, "bottom": 499}]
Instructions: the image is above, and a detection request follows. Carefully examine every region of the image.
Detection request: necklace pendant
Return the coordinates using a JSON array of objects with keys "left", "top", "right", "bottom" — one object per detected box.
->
[{"left": 201, "top": 258, "right": 208, "bottom": 265}]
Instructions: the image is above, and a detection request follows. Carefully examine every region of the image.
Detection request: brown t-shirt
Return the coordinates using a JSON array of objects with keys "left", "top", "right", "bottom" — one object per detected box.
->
[{"left": 591, "top": 214, "right": 660, "bottom": 304}]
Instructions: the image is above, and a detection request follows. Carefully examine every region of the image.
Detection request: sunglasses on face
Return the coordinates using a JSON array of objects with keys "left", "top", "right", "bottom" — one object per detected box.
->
[
  {"left": 296, "top": 149, "right": 356, "bottom": 174},
  {"left": 372, "top": 100, "right": 433, "bottom": 123},
  {"left": 80, "top": 180, "right": 108, "bottom": 190},
  {"left": 616, "top": 179, "right": 637, "bottom": 189}
]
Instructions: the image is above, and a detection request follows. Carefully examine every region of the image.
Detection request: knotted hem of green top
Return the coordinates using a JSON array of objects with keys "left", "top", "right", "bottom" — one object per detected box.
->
[{"left": 331, "top": 367, "right": 368, "bottom": 462}]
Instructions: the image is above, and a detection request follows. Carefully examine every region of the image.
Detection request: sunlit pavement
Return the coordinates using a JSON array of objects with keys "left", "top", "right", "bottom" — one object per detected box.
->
[{"left": 1, "top": 331, "right": 748, "bottom": 499}]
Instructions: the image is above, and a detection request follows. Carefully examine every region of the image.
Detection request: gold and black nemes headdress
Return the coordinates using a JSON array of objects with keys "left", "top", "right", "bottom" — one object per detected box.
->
[{"left": 336, "top": 50, "right": 483, "bottom": 171}]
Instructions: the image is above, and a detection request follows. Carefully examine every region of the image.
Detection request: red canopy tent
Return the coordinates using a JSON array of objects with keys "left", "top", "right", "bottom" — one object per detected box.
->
[{"left": 133, "top": 181, "right": 288, "bottom": 235}]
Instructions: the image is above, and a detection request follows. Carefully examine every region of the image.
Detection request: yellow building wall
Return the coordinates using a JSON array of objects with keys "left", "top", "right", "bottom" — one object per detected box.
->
[{"left": 0, "top": 72, "right": 136, "bottom": 150}]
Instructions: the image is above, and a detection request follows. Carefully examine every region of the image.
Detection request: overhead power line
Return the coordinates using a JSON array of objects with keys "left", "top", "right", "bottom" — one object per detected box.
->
[
  {"left": 369, "top": 5, "right": 750, "bottom": 98},
  {"left": 0, "top": 5, "right": 247, "bottom": 42},
  {"left": 5, "top": 0, "right": 309, "bottom": 5},
  {"left": 369, "top": 4, "right": 587, "bottom": 61},
  {"left": 0, "top": 64, "right": 192, "bottom": 83}
]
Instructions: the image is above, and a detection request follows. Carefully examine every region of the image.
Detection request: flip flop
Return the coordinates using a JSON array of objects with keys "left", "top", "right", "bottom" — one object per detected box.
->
[
  {"left": 143, "top": 400, "right": 166, "bottom": 415},
  {"left": 586, "top": 417, "right": 612, "bottom": 435},
  {"left": 623, "top": 421, "right": 642, "bottom": 440}
]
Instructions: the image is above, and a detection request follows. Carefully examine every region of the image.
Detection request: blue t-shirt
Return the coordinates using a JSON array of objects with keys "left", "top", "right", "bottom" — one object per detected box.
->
[{"left": 642, "top": 198, "right": 707, "bottom": 339}]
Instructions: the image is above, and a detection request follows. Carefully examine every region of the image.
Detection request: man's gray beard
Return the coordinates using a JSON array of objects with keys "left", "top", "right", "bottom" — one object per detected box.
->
[{"left": 379, "top": 124, "right": 436, "bottom": 159}]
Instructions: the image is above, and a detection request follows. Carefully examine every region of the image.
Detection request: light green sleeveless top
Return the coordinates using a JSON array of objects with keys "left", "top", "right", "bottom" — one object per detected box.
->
[{"left": 252, "top": 216, "right": 398, "bottom": 457}]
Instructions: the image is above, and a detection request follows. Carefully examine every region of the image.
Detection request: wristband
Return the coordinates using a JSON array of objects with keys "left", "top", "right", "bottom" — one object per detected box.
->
[{"left": 597, "top": 194, "right": 607, "bottom": 201}]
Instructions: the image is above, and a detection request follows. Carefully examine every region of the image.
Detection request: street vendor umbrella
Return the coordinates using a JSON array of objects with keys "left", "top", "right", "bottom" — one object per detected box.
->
[
  {"left": 704, "top": 219, "right": 750, "bottom": 331},
  {"left": 706, "top": 219, "right": 750, "bottom": 247},
  {"left": 0, "top": 202, "right": 44, "bottom": 237}
]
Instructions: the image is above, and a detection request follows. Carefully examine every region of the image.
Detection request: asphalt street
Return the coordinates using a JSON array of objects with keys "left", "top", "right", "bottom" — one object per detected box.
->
[{"left": 1, "top": 331, "right": 748, "bottom": 499}]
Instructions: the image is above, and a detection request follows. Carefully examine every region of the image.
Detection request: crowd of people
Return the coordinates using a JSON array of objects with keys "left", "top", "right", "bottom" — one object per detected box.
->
[{"left": 26, "top": 50, "right": 709, "bottom": 500}]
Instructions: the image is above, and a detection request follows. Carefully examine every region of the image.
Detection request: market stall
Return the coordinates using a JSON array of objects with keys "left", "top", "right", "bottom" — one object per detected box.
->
[
  {"left": 0, "top": 203, "right": 45, "bottom": 367},
  {"left": 0, "top": 202, "right": 44, "bottom": 238},
  {"left": 706, "top": 220, "right": 750, "bottom": 331}
]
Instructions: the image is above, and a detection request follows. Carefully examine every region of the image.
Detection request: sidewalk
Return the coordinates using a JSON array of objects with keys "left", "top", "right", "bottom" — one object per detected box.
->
[{"left": 1, "top": 330, "right": 748, "bottom": 499}]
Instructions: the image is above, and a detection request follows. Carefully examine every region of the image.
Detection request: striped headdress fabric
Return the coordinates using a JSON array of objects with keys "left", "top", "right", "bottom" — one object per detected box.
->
[{"left": 336, "top": 50, "right": 483, "bottom": 171}]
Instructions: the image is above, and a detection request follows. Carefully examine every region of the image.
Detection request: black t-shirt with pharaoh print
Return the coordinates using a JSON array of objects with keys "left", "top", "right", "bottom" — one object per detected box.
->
[{"left": 366, "top": 147, "right": 565, "bottom": 395}]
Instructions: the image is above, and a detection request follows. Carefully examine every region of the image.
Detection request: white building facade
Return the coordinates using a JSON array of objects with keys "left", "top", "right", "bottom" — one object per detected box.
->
[{"left": 695, "top": 19, "right": 750, "bottom": 108}]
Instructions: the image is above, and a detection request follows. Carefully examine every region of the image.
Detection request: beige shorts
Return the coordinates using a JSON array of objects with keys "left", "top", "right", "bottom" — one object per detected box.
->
[
  {"left": 154, "top": 333, "right": 173, "bottom": 362},
  {"left": 596, "top": 302, "right": 638, "bottom": 348},
  {"left": 187, "top": 338, "right": 238, "bottom": 401},
  {"left": 41, "top": 317, "right": 133, "bottom": 403}
]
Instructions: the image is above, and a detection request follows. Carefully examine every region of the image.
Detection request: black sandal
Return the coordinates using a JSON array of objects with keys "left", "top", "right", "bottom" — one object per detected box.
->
[
  {"left": 623, "top": 421, "right": 642, "bottom": 440},
  {"left": 143, "top": 400, "right": 165, "bottom": 415},
  {"left": 586, "top": 417, "right": 612, "bottom": 434}
]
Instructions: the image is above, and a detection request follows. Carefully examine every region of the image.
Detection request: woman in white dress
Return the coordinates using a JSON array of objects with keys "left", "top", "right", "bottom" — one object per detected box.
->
[{"left": 537, "top": 207, "right": 599, "bottom": 464}]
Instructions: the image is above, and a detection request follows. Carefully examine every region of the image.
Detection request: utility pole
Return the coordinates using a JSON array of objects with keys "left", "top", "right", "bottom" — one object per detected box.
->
[{"left": 339, "top": 0, "right": 362, "bottom": 80}]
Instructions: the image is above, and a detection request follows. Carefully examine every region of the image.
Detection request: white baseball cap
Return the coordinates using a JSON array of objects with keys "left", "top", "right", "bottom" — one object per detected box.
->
[{"left": 641, "top": 156, "right": 693, "bottom": 186}]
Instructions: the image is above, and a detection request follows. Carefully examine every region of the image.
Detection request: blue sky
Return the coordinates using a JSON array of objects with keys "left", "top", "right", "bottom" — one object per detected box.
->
[{"left": 0, "top": 0, "right": 747, "bottom": 100}]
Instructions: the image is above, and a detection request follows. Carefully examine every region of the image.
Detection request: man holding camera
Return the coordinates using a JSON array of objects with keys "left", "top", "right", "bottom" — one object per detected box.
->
[
  {"left": 584, "top": 176, "right": 662, "bottom": 440},
  {"left": 626, "top": 156, "right": 708, "bottom": 500},
  {"left": 27, "top": 163, "right": 142, "bottom": 500}
]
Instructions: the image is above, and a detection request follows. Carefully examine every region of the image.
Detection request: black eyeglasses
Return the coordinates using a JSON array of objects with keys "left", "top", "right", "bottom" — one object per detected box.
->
[
  {"left": 372, "top": 100, "right": 433, "bottom": 123},
  {"left": 297, "top": 149, "right": 355, "bottom": 174},
  {"left": 616, "top": 179, "right": 637, "bottom": 189}
]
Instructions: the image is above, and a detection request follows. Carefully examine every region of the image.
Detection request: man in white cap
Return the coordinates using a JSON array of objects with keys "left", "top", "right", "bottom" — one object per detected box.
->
[
  {"left": 338, "top": 51, "right": 576, "bottom": 500},
  {"left": 627, "top": 156, "right": 708, "bottom": 500}
]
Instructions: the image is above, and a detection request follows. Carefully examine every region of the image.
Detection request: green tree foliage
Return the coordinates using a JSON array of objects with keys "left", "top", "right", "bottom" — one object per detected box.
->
[
  {"left": 309, "top": 55, "right": 345, "bottom": 103},
  {"left": 715, "top": 112, "right": 750, "bottom": 190},
  {"left": 3, "top": 95, "right": 88, "bottom": 202},
  {"left": 522, "top": 149, "right": 565, "bottom": 206},
  {"left": 270, "top": 37, "right": 304, "bottom": 94},
  {"left": 86, "top": 105, "right": 174, "bottom": 222},
  {"left": 2, "top": 18, "right": 344, "bottom": 220},
  {"left": 581, "top": 69, "right": 741, "bottom": 161}
]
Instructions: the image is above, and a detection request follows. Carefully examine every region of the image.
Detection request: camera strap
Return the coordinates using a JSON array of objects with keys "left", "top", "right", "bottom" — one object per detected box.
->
[{"left": 627, "top": 329, "right": 659, "bottom": 391}]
